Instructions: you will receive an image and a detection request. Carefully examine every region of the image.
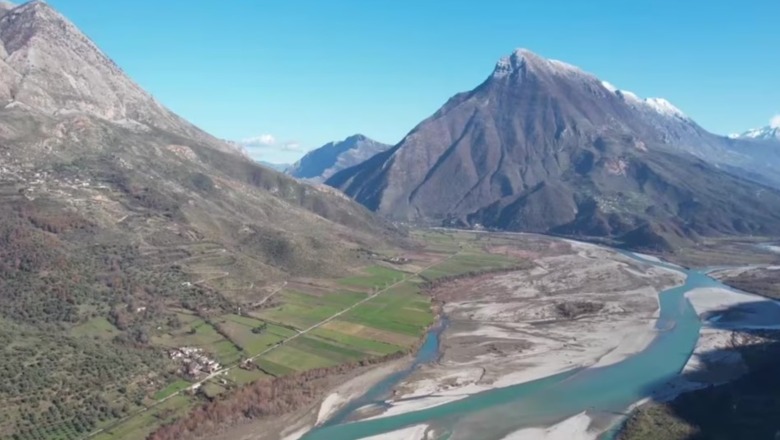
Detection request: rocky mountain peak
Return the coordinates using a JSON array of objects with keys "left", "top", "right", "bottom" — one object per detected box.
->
[
  {"left": 490, "top": 49, "right": 691, "bottom": 124},
  {"left": 729, "top": 116, "right": 780, "bottom": 142},
  {"left": 1, "top": 0, "right": 85, "bottom": 54},
  {"left": 328, "top": 48, "right": 780, "bottom": 246},
  {"left": 0, "top": 0, "right": 243, "bottom": 154},
  {"left": 732, "top": 125, "right": 780, "bottom": 141},
  {"left": 0, "top": 0, "right": 147, "bottom": 116},
  {"left": 492, "top": 48, "right": 584, "bottom": 79},
  {"left": 288, "top": 134, "right": 391, "bottom": 182},
  {"left": 343, "top": 133, "right": 369, "bottom": 143},
  {"left": 492, "top": 48, "right": 534, "bottom": 76}
]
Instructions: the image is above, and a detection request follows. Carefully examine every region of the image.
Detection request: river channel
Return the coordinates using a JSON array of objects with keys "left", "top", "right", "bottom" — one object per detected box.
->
[{"left": 302, "top": 250, "right": 731, "bottom": 440}]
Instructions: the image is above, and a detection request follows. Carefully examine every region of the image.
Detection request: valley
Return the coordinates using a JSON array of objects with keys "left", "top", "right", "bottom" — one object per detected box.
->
[
  {"left": 28, "top": 231, "right": 517, "bottom": 440},
  {"left": 294, "top": 231, "right": 780, "bottom": 440},
  {"left": 1, "top": 2, "right": 779, "bottom": 440}
]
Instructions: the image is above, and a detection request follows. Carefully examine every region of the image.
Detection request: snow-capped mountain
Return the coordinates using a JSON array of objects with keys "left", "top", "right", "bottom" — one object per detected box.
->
[
  {"left": 327, "top": 48, "right": 780, "bottom": 249},
  {"left": 730, "top": 121, "right": 780, "bottom": 141}
]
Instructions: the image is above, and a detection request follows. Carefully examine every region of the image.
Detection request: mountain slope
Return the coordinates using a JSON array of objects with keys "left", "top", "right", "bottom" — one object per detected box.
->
[
  {"left": 288, "top": 134, "right": 390, "bottom": 182},
  {"left": 0, "top": 0, "right": 239, "bottom": 151},
  {"left": 0, "top": 2, "right": 398, "bottom": 438},
  {"left": 328, "top": 49, "right": 780, "bottom": 249}
]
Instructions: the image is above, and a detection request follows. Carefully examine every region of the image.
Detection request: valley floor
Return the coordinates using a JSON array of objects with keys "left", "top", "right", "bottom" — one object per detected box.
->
[
  {"left": 291, "top": 234, "right": 780, "bottom": 440},
  {"left": 136, "top": 231, "right": 780, "bottom": 440},
  {"left": 292, "top": 238, "right": 684, "bottom": 440},
  {"left": 345, "top": 239, "right": 684, "bottom": 424}
]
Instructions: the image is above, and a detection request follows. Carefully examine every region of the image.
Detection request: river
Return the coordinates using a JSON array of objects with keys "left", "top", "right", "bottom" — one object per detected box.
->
[{"left": 301, "top": 251, "right": 731, "bottom": 440}]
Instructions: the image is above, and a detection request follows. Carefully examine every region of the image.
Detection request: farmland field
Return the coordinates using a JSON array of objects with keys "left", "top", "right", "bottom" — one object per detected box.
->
[
  {"left": 153, "top": 379, "right": 191, "bottom": 400},
  {"left": 92, "top": 395, "right": 195, "bottom": 440},
  {"left": 215, "top": 314, "right": 296, "bottom": 355},
  {"left": 421, "top": 252, "right": 518, "bottom": 280},
  {"left": 338, "top": 265, "right": 408, "bottom": 289},
  {"left": 69, "top": 229, "right": 526, "bottom": 440},
  {"left": 341, "top": 282, "right": 433, "bottom": 336},
  {"left": 253, "top": 290, "right": 367, "bottom": 330}
]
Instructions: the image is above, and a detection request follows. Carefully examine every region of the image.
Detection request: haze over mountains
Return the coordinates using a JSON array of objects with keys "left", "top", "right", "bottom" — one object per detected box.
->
[
  {"left": 287, "top": 134, "right": 391, "bottom": 182},
  {"left": 258, "top": 160, "right": 291, "bottom": 172},
  {"left": 327, "top": 49, "right": 780, "bottom": 250}
]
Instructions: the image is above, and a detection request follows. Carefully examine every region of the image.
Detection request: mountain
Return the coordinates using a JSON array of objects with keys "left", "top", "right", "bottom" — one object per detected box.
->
[
  {"left": 328, "top": 49, "right": 780, "bottom": 250},
  {"left": 723, "top": 121, "right": 780, "bottom": 187},
  {"left": 730, "top": 124, "right": 780, "bottom": 142},
  {"left": 0, "top": 1, "right": 243, "bottom": 154},
  {"left": 0, "top": 2, "right": 397, "bottom": 438},
  {"left": 287, "top": 134, "right": 391, "bottom": 182},
  {"left": 258, "top": 160, "right": 290, "bottom": 172}
]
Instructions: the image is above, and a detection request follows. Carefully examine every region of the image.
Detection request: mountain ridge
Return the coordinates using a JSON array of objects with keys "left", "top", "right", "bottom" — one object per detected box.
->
[
  {"left": 0, "top": 0, "right": 244, "bottom": 155},
  {"left": 731, "top": 124, "right": 780, "bottom": 142},
  {"left": 327, "top": 48, "right": 780, "bottom": 249},
  {"left": 287, "top": 133, "right": 390, "bottom": 182}
]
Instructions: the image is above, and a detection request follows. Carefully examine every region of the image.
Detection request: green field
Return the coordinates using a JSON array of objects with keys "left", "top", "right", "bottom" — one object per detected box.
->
[
  {"left": 287, "top": 335, "right": 368, "bottom": 362},
  {"left": 338, "top": 265, "right": 407, "bottom": 289},
  {"left": 92, "top": 395, "right": 195, "bottom": 440},
  {"left": 57, "top": 229, "right": 528, "bottom": 440},
  {"left": 340, "top": 282, "right": 433, "bottom": 336},
  {"left": 309, "top": 327, "right": 402, "bottom": 355},
  {"left": 225, "top": 367, "right": 272, "bottom": 385},
  {"left": 153, "top": 379, "right": 191, "bottom": 400},
  {"left": 264, "top": 345, "right": 337, "bottom": 371},
  {"left": 212, "top": 339, "right": 242, "bottom": 364},
  {"left": 153, "top": 317, "right": 224, "bottom": 348},
  {"left": 412, "top": 230, "right": 464, "bottom": 253},
  {"left": 254, "top": 358, "right": 296, "bottom": 377},
  {"left": 421, "top": 252, "right": 517, "bottom": 280},
  {"left": 71, "top": 317, "right": 120, "bottom": 339},
  {"left": 216, "top": 314, "right": 296, "bottom": 356},
  {"left": 200, "top": 381, "right": 229, "bottom": 399},
  {"left": 253, "top": 289, "right": 367, "bottom": 330}
]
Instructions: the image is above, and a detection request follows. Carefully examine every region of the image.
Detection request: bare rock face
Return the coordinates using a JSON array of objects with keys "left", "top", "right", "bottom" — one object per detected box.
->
[
  {"left": 327, "top": 49, "right": 780, "bottom": 249},
  {"left": 0, "top": 1, "right": 240, "bottom": 153}
]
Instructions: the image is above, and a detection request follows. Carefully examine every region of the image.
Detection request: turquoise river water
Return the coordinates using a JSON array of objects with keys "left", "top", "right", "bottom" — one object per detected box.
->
[{"left": 302, "top": 252, "right": 727, "bottom": 440}]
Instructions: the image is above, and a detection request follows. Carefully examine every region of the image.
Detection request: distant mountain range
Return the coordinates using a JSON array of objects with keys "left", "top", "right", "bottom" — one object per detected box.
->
[
  {"left": 327, "top": 49, "right": 780, "bottom": 250},
  {"left": 287, "top": 134, "right": 391, "bottom": 182}
]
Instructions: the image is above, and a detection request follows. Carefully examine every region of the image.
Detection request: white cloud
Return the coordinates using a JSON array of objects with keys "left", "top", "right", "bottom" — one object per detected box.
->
[
  {"left": 240, "top": 134, "right": 277, "bottom": 147},
  {"left": 770, "top": 114, "right": 780, "bottom": 129},
  {"left": 237, "top": 135, "right": 304, "bottom": 152},
  {"left": 236, "top": 135, "right": 306, "bottom": 163},
  {"left": 281, "top": 141, "right": 303, "bottom": 152}
]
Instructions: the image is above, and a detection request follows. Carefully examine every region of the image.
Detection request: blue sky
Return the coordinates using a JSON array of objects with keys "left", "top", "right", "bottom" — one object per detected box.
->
[{"left": 47, "top": 0, "right": 780, "bottom": 163}]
